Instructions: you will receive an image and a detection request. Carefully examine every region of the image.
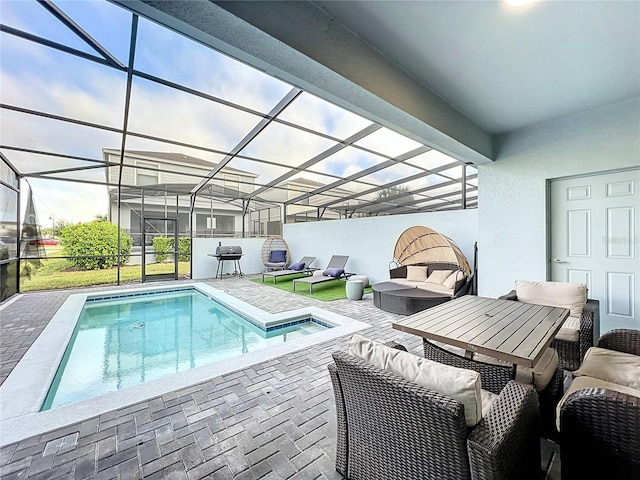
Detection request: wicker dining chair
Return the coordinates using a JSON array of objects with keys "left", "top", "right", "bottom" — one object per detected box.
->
[
  {"left": 328, "top": 349, "right": 541, "bottom": 480},
  {"left": 559, "top": 329, "right": 640, "bottom": 480},
  {"left": 422, "top": 339, "right": 563, "bottom": 440},
  {"left": 500, "top": 290, "right": 600, "bottom": 371}
]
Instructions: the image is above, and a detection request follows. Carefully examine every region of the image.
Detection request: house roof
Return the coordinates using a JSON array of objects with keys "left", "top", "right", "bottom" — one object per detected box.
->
[
  {"left": 102, "top": 149, "right": 257, "bottom": 177},
  {"left": 288, "top": 177, "right": 354, "bottom": 195}
]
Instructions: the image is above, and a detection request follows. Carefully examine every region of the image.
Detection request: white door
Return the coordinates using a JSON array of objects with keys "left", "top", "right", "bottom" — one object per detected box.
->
[{"left": 550, "top": 168, "right": 640, "bottom": 335}]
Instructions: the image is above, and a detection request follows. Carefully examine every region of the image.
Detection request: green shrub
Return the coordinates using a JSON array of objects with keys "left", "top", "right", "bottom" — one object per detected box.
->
[
  {"left": 152, "top": 236, "right": 173, "bottom": 262},
  {"left": 61, "top": 222, "right": 132, "bottom": 270},
  {"left": 178, "top": 237, "right": 191, "bottom": 262}
]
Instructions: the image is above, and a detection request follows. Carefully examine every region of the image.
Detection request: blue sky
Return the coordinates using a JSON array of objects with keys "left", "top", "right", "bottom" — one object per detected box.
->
[{"left": 1, "top": 0, "right": 465, "bottom": 224}]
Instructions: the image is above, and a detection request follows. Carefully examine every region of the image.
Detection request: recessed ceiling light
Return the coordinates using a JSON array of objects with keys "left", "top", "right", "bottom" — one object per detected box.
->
[{"left": 504, "top": 0, "right": 539, "bottom": 6}]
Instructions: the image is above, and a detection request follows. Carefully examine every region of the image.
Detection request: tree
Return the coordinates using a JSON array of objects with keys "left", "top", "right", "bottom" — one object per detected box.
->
[
  {"left": 374, "top": 185, "right": 414, "bottom": 202},
  {"left": 93, "top": 213, "right": 108, "bottom": 222},
  {"left": 61, "top": 221, "right": 132, "bottom": 270},
  {"left": 53, "top": 219, "right": 73, "bottom": 239},
  {"left": 372, "top": 186, "right": 415, "bottom": 215}
]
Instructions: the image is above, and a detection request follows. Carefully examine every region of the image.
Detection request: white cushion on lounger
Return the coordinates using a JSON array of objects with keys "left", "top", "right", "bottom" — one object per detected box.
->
[
  {"left": 348, "top": 334, "right": 492, "bottom": 427},
  {"left": 415, "top": 283, "right": 454, "bottom": 295},
  {"left": 425, "top": 269, "right": 453, "bottom": 284},
  {"left": 406, "top": 266, "right": 428, "bottom": 282},
  {"left": 389, "top": 278, "right": 419, "bottom": 287},
  {"left": 443, "top": 270, "right": 466, "bottom": 289}
]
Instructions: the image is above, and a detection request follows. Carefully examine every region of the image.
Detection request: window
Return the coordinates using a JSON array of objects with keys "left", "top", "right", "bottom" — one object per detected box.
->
[
  {"left": 223, "top": 175, "right": 240, "bottom": 196},
  {"left": 136, "top": 161, "right": 159, "bottom": 186}
]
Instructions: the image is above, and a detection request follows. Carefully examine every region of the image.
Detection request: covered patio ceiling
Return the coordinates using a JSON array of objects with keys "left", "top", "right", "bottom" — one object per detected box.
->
[{"left": 0, "top": 0, "right": 477, "bottom": 220}]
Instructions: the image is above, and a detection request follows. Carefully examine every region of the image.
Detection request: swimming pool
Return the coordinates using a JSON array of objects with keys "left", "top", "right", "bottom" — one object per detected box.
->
[
  {"left": 42, "top": 288, "right": 330, "bottom": 410},
  {"left": 0, "top": 283, "right": 370, "bottom": 446}
]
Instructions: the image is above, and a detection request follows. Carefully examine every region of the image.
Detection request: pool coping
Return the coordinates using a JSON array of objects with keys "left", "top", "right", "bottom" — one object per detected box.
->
[{"left": 0, "top": 283, "right": 370, "bottom": 446}]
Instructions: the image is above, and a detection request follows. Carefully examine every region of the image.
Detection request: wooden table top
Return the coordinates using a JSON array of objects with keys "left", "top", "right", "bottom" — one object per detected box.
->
[{"left": 392, "top": 295, "right": 570, "bottom": 368}]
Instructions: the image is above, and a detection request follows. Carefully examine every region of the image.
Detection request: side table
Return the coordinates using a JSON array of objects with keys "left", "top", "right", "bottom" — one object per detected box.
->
[{"left": 346, "top": 279, "right": 364, "bottom": 300}]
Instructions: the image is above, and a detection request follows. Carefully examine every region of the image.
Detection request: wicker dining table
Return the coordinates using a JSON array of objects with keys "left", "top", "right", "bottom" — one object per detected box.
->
[{"left": 392, "top": 295, "right": 570, "bottom": 368}]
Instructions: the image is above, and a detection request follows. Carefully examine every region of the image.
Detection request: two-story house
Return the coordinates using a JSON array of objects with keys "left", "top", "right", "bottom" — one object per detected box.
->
[{"left": 103, "top": 149, "right": 258, "bottom": 244}]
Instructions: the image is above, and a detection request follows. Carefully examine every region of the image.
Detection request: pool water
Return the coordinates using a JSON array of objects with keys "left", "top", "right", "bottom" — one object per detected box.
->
[{"left": 41, "top": 289, "right": 327, "bottom": 410}]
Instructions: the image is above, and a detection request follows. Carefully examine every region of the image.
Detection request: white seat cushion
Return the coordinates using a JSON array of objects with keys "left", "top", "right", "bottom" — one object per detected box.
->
[
  {"left": 430, "top": 340, "right": 469, "bottom": 358},
  {"left": 515, "top": 280, "right": 587, "bottom": 319},
  {"left": 348, "top": 334, "right": 485, "bottom": 427},
  {"left": 555, "top": 317, "right": 581, "bottom": 342},
  {"left": 556, "top": 375, "right": 640, "bottom": 431},
  {"left": 481, "top": 389, "right": 498, "bottom": 418},
  {"left": 516, "top": 348, "right": 559, "bottom": 391},
  {"left": 414, "top": 283, "right": 454, "bottom": 295},
  {"left": 573, "top": 347, "right": 640, "bottom": 389},
  {"left": 389, "top": 278, "right": 419, "bottom": 288},
  {"left": 475, "top": 347, "right": 559, "bottom": 391}
]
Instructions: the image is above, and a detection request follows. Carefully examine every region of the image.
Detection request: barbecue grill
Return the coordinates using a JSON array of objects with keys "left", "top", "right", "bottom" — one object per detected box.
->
[{"left": 209, "top": 245, "right": 244, "bottom": 279}]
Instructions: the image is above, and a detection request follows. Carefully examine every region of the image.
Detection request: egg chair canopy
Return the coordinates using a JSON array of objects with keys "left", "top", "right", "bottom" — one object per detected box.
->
[{"left": 393, "top": 226, "right": 471, "bottom": 276}]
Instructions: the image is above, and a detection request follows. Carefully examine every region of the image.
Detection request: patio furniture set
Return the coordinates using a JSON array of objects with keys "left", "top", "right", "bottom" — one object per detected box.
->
[
  {"left": 328, "top": 279, "right": 639, "bottom": 479},
  {"left": 252, "top": 231, "right": 636, "bottom": 478}
]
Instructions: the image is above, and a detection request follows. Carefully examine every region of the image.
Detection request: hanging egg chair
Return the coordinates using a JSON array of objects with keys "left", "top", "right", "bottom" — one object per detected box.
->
[{"left": 261, "top": 236, "right": 291, "bottom": 271}]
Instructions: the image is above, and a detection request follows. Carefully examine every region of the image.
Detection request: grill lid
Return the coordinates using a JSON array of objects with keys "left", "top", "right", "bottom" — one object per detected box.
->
[{"left": 215, "top": 246, "right": 242, "bottom": 255}]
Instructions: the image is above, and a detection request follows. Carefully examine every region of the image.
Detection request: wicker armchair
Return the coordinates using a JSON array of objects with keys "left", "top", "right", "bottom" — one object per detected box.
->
[
  {"left": 500, "top": 290, "right": 600, "bottom": 370},
  {"left": 423, "top": 339, "right": 563, "bottom": 440},
  {"left": 328, "top": 349, "right": 541, "bottom": 480},
  {"left": 559, "top": 329, "right": 640, "bottom": 480}
]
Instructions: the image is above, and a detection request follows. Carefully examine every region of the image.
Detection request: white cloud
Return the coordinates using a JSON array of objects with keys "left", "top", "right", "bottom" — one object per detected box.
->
[
  {"left": 24, "top": 178, "right": 108, "bottom": 225},
  {"left": 2, "top": 0, "right": 464, "bottom": 225}
]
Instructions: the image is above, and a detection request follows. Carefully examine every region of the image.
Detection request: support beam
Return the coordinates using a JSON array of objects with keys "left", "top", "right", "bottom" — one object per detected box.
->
[
  {"left": 116, "top": 0, "right": 494, "bottom": 164},
  {"left": 286, "top": 145, "right": 430, "bottom": 206},
  {"left": 190, "top": 87, "right": 302, "bottom": 195},
  {"left": 37, "top": 0, "right": 126, "bottom": 68},
  {"left": 244, "top": 123, "right": 380, "bottom": 200}
]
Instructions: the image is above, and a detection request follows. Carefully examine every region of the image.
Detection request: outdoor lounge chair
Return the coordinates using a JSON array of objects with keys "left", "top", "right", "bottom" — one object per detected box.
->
[
  {"left": 292, "top": 255, "right": 350, "bottom": 293},
  {"left": 261, "top": 256, "right": 317, "bottom": 284}
]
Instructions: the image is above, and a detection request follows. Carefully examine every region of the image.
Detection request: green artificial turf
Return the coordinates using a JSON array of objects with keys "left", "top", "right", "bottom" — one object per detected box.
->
[{"left": 252, "top": 275, "right": 372, "bottom": 302}]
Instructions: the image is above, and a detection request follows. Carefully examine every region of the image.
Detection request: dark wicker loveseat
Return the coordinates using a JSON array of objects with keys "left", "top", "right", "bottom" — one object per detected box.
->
[
  {"left": 328, "top": 348, "right": 541, "bottom": 480},
  {"left": 559, "top": 329, "right": 640, "bottom": 480}
]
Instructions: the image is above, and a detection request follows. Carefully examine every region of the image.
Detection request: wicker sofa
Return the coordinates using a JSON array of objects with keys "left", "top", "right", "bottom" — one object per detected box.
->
[
  {"left": 500, "top": 281, "right": 600, "bottom": 371},
  {"left": 328, "top": 336, "right": 541, "bottom": 480},
  {"left": 373, "top": 262, "right": 471, "bottom": 315},
  {"left": 558, "top": 329, "right": 640, "bottom": 479}
]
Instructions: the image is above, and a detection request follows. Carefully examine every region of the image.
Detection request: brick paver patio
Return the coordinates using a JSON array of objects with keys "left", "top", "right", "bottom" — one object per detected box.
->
[{"left": 0, "top": 276, "right": 421, "bottom": 479}]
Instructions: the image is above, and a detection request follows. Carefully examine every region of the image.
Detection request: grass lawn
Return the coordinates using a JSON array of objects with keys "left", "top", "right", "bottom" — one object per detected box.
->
[
  {"left": 21, "top": 247, "right": 190, "bottom": 291},
  {"left": 252, "top": 275, "right": 372, "bottom": 301}
]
